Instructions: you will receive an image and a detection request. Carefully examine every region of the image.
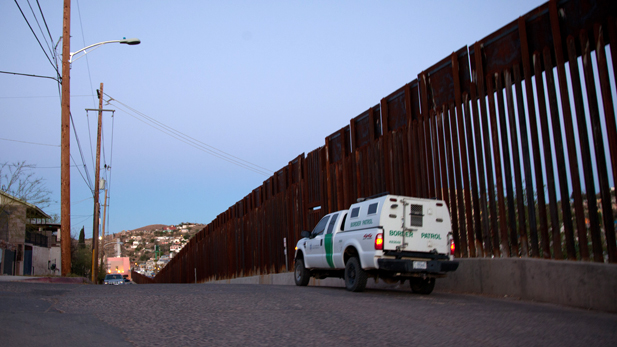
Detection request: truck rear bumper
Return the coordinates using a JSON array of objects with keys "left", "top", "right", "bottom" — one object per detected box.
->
[{"left": 377, "top": 258, "right": 459, "bottom": 274}]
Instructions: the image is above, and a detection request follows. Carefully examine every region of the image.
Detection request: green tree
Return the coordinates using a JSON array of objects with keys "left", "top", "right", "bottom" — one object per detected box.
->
[
  {"left": 78, "top": 226, "right": 85, "bottom": 249},
  {"left": 71, "top": 235, "right": 92, "bottom": 277}
]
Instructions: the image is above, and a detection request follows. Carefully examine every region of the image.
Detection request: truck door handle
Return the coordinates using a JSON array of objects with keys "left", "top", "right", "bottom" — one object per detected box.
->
[{"left": 320, "top": 239, "right": 323, "bottom": 246}]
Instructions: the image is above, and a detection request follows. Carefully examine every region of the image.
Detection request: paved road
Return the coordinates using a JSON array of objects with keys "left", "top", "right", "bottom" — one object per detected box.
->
[{"left": 0, "top": 281, "right": 615, "bottom": 347}]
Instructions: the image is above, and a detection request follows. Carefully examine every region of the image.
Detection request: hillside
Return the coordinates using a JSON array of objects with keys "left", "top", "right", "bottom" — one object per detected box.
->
[{"left": 131, "top": 224, "right": 169, "bottom": 232}]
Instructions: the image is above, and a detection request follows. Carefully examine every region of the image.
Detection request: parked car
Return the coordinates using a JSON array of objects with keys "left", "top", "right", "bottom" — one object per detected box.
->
[{"left": 104, "top": 274, "right": 124, "bottom": 285}]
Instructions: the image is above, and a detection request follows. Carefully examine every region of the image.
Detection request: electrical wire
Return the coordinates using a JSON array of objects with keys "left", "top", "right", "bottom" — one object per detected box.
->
[
  {"left": 101, "top": 121, "right": 107, "bottom": 171},
  {"left": 26, "top": 0, "right": 53, "bottom": 58},
  {"left": 13, "top": 0, "right": 59, "bottom": 75},
  {"left": 70, "top": 112, "right": 94, "bottom": 192},
  {"left": 35, "top": 0, "right": 54, "bottom": 56},
  {"left": 104, "top": 93, "right": 274, "bottom": 176},
  {"left": 70, "top": 154, "right": 93, "bottom": 194},
  {"left": 0, "top": 137, "right": 59, "bottom": 147},
  {"left": 86, "top": 111, "right": 96, "bottom": 171},
  {"left": 0, "top": 94, "right": 92, "bottom": 99},
  {"left": 0, "top": 70, "right": 58, "bottom": 82},
  {"left": 104, "top": 113, "right": 116, "bottom": 238},
  {"left": 75, "top": 0, "right": 97, "bottom": 108}
]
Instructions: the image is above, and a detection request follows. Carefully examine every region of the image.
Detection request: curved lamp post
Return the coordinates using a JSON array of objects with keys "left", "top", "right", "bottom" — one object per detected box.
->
[
  {"left": 69, "top": 38, "right": 141, "bottom": 63},
  {"left": 60, "top": 23, "right": 140, "bottom": 277}
]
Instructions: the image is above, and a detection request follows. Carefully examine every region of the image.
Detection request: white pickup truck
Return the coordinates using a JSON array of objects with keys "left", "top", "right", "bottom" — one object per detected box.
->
[{"left": 294, "top": 194, "right": 459, "bottom": 294}]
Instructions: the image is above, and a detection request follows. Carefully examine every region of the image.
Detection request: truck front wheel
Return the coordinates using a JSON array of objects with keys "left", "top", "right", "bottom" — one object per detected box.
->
[
  {"left": 345, "top": 257, "right": 367, "bottom": 292},
  {"left": 409, "top": 277, "right": 435, "bottom": 295},
  {"left": 294, "top": 258, "right": 310, "bottom": 286}
]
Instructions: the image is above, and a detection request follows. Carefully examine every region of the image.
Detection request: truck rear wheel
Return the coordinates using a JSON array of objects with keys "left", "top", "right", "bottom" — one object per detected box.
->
[
  {"left": 345, "top": 257, "right": 367, "bottom": 292},
  {"left": 294, "top": 259, "right": 310, "bottom": 286},
  {"left": 409, "top": 277, "right": 435, "bottom": 295}
]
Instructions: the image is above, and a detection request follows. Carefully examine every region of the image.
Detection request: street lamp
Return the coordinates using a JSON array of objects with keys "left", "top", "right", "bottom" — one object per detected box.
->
[
  {"left": 60, "top": 3, "right": 140, "bottom": 278},
  {"left": 69, "top": 38, "right": 141, "bottom": 63}
]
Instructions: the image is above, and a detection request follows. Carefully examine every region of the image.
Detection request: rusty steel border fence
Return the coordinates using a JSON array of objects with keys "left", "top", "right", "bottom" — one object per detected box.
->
[{"left": 134, "top": 0, "right": 617, "bottom": 284}]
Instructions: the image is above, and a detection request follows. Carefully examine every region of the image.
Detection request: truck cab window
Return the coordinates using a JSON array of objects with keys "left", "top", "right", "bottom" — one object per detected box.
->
[
  {"left": 311, "top": 215, "right": 330, "bottom": 238},
  {"left": 326, "top": 213, "right": 339, "bottom": 234},
  {"left": 340, "top": 213, "right": 347, "bottom": 231}
]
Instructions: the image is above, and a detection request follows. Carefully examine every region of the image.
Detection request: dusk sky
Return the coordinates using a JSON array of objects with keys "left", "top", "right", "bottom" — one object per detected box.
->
[{"left": 2, "top": 0, "right": 546, "bottom": 239}]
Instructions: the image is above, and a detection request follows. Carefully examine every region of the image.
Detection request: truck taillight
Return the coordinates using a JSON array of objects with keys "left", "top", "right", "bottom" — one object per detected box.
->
[
  {"left": 450, "top": 239, "right": 455, "bottom": 255},
  {"left": 375, "top": 233, "right": 383, "bottom": 250}
]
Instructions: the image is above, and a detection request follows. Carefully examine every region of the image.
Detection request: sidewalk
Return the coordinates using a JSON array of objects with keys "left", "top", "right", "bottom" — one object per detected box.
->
[{"left": 0, "top": 275, "right": 90, "bottom": 284}]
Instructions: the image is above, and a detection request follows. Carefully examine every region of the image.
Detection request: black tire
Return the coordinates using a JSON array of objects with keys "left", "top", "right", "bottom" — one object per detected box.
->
[
  {"left": 345, "top": 257, "right": 367, "bottom": 292},
  {"left": 409, "top": 277, "right": 435, "bottom": 295},
  {"left": 294, "top": 258, "right": 310, "bottom": 286}
]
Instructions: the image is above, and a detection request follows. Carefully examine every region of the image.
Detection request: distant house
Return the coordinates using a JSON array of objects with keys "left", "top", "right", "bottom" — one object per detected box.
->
[
  {"left": 0, "top": 191, "right": 61, "bottom": 276},
  {"left": 170, "top": 244, "right": 181, "bottom": 252},
  {"left": 106, "top": 256, "right": 131, "bottom": 279}
]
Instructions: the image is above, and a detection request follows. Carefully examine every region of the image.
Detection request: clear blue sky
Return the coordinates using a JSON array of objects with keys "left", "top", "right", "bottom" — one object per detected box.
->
[{"left": 1, "top": 0, "right": 547, "bottom": 239}]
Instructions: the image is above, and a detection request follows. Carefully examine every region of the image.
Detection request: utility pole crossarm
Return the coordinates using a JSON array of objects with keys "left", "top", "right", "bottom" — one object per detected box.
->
[{"left": 86, "top": 109, "right": 115, "bottom": 113}]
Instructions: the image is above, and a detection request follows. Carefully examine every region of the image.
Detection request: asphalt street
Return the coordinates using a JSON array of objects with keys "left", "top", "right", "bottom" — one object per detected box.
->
[{"left": 0, "top": 281, "right": 615, "bottom": 346}]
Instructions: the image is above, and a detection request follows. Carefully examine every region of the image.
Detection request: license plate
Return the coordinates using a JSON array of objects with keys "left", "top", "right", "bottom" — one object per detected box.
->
[{"left": 413, "top": 261, "right": 427, "bottom": 270}]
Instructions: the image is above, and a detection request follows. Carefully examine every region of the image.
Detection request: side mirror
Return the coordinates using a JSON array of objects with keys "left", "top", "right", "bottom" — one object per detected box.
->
[{"left": 300, "top": 230, "right": 310, "bottom": 239}]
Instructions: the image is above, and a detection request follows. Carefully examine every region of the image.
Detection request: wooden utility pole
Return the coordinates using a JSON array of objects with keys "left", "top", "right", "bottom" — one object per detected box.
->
[
  {"left": 100, "top": 188, "right": 108, "bottom": 272},
  {"left": 91, "top": 83, "right": 104, "bottom": 282},
  {"left": 60, "top": 0, "right": 71, "bottom": 276}
]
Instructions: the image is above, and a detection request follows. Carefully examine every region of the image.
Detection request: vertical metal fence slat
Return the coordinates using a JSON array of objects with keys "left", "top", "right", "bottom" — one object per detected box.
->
[
  {"left": 504, "top": 70, "right": 524, "bottom": 257},
  {"left": 486, "top": 74, "right": 508, "bottom": 257},
  {"left": 431, "top": 110, "right": 443, "bottom": 200},
  {"left": 549, "top": 0, "right": 581, "bottom": 260},
  {"left": 495, "top": 72, "right": 518, "bottom": 256},
  {"left": 513, "top": 65, "right": 535, "bottom": 257},
  {"left": 453, "top": 53, "right": 476, "bottom": 257},
  {"left": 437, "top": 108, "right": 451, "bottom": 213},
  {"left": 463, "top": 93, "right": 484, "bottom": 256},
  {"left": 593, "top": 24, "right": 617, "bottom": 263},
  {"left": 470, "top": 84, "right": 491, "bottom": 256},
  {"left": 444, "top": 104, "right": 462, "bottom": 257},
  {"left": 580, "top": 29, "right": 616, "bottom": 264},
  {"left": 543, "top": 47, "right": 575, "bottom": 260},
  {"left": 533, "top": 51, "right": 562, "bottom": 260},
  {"left": 566, "top": 35, "right": 601, "bottom": 262},
  {"left": 518, "top": 18, "right": 548, "bottom": 258},
  {"left": 474, "top": 42, "right": 500, "bottom": 257}
]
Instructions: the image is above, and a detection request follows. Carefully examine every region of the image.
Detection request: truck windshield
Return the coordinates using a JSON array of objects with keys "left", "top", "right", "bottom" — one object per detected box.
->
[{"left": 311, "top": 215, "right": 330, "bottom": 237}]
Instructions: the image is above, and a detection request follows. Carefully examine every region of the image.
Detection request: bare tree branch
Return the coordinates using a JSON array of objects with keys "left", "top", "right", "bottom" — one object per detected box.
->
[{"left": 1, "top": 161, "right": 54, "bottom": 209}]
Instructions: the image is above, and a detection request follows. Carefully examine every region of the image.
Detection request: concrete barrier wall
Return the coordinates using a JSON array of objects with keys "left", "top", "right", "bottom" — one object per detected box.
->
[{"left": 206, "top": 258, "right": 617, "bottom": 313}]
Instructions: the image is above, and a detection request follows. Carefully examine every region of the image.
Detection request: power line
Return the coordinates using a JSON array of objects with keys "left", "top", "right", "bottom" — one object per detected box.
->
[
  {"left": 33, "top": 165, "right": 78, "bottom": 169},
  {"left": 35, "top": 0, "right": 55, "bottom": 55},
  {"left": 75, "top": 0, "right": 97, "bottom": 108},
  {"left": 86, "top": 110, "right": 96, "bottom": 171},
  {"left": 0, "top": 70, "right": 58, "bottom": 82},
  {"left": 13, "top": 0, "right": 59, "bottom": 76},
  {"left": 26, "top": 0, "right": 53, "bottom": 59},
  {"left": 0, "top": 95, "right": 93, "bottom": 99},
  {"left": 104, "top": 93, "right": 274, "bottom": 176},
  {"left": 0, "top": 137, "right": 59, "bottom": 147},
  {"left": 104, "top": 114, "right": 116, "bottom": 238},
  {"left": 112, "top": 101, "right": 271, "bottom": 176},
  {"left": 70, "top": 154, "right": 93, "bottom": 194},
  {"left": 70, "top": 112, "right": 94, "bottom": 193}
]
